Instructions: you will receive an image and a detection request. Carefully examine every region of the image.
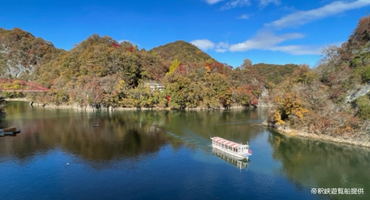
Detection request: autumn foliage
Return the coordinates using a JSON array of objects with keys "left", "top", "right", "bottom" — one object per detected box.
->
[
  {"left": 272, "top": 92, "right": 308, "bottom": 125},
  {"left": 267, "top": 16, "right": 370, "bottom": 139}
]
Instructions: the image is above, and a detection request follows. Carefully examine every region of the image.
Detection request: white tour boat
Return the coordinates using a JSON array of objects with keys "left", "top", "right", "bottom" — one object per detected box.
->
[{"left": 211, "top": 137, "right": 252, "bottom": 160}]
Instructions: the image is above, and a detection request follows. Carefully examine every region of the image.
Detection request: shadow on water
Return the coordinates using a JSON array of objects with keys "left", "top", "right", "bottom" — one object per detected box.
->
[
  {"left": 0, "top": 103, "right": 172, "bottom": 167},
  {"left": 268, "top": 129, "right": 370, "bottom": 200},
  {"left": 0, "top": 102, "right": 268, "bottom": 167}
]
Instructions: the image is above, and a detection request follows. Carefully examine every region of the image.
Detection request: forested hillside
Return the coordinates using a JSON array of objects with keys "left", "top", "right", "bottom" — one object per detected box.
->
[
  {"left": 32, "top": 34, "right": 169, "bottom": 107},
  {"left": 268, "top": 16, "right": 370, "bottom": 143},
  {"left": 0, "top": 28, "right": 61, "bottom": 79},
  {"left": 30, "top": 36, "right": 267, "bottom": 109},
  {"left": 150, "top": 40, "right": 216, "bottom": 64},
  {"left": 253, "top": 63, "right": 299, "bottom": 86},
  {"left": 0, "top": 28, "right": 302, "bottom": 110},
  {"left": 2, "top": 16, "right": 369, "bottom": 143}
]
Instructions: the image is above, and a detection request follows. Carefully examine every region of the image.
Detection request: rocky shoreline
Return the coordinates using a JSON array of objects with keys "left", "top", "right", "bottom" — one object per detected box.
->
[
  {"left": 263, "top": 121, "right": 370, "bottom": 148},
  {"left": 8, "top": 98, "right": 369, "bottom": 148},
  {"left": 5, "top": 98, "right": 250, "bottom": 111}
]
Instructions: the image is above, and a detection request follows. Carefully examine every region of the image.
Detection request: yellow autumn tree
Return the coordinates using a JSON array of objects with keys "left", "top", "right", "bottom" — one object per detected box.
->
[
  {"left": 273, "top": 92, "right": 308, "bottom": 125},
  {"left": 166, "top": 58, "right": 180, "bottom": 75}
]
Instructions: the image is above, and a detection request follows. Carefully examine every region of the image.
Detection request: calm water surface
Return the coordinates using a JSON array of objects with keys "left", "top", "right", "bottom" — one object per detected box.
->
[{"left": 0, "top": 102, "right": 369, "bottom": 200}]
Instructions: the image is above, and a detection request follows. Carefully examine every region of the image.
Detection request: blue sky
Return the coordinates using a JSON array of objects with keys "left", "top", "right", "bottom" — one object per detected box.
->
[{"left": 1, "top": 0, "right": 370, "bottom": 67}]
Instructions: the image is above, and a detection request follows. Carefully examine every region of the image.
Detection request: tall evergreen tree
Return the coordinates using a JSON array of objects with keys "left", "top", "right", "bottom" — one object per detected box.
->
[{"left": 0, "top": 91, "right": 6, "bottom": 117}]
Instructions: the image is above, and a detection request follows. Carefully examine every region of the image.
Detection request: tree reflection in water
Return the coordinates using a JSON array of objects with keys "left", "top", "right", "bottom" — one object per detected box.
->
[
  {"left": 0, "top": 108, "right": 172, "bottom": 166},
  {"left": 268, "top": 129, "right": 370, "bottom": 200},
  {"left": 0, "top": 103, "right": 267, "bottom": 168}
]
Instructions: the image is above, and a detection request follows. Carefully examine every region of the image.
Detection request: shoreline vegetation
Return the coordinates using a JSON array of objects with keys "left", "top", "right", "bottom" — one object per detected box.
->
[
  {"left": 6, "top": 98, "right": 370, "bottom": 148},
  {"left": 263, "top": 122, "right": 370, "bottom": 148},
  {"left": 5, "top": 98, "right": 252, "bottom": 111}
]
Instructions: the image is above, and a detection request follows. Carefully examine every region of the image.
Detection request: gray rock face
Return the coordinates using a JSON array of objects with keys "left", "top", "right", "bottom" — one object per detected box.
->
[
  {"left": 0, "top": 44, "right": 32, "bottom": 77},
  {"left": 0, "top": 28, "right": 57, "bottom": 78},
  {"left": 6, "top": 60, "right": 32, "bottom": 77},
  {"left": 346, "top": 84, "right": 370, "bottom": 102},
  {"left": 257, "top": 87, "right": 273, "bottom": 107}
]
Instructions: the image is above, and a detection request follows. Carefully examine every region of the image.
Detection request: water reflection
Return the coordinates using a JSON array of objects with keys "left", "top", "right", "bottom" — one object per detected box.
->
[
  {"left": 163, "top": 109, "right": 266, "bottom": 151},
  {"left": 0, "top": 102, "right": 370, "bottom": 199},
  {"left": 212, "top": 147, "right": 249, "bottom": 170},
  {"left": 0, "top": 106, "right": 172, "bottom": 164},
  {"left": 1, "top": 102, "right": 370, "bottom": 200},
  {"left": 0, "top": 103, "right": 268, "bottom": 166},
  {"left": 268, "top": 129, "right": 370, "bottom": 200}
]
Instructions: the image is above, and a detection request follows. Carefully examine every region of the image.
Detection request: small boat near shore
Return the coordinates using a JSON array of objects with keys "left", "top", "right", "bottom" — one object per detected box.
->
[
  {"left": 211, "top": 137, "right": 252, "bottom": 161},
  {"left": 0, "top": 127, "right": 21, "bottom": 137}
]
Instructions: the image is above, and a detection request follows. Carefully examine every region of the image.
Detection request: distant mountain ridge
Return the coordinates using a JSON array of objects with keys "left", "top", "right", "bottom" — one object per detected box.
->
[
  {"left": 0, "top": 29, "right": 218, "bottom": 79},
  {"left": 150, "top": 40, "right": 216, "bottom": 64}
]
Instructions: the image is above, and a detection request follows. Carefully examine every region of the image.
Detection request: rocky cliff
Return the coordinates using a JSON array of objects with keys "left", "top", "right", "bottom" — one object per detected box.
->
[{"left": 0, "top": 28, "right": 60, "bottom": 78}]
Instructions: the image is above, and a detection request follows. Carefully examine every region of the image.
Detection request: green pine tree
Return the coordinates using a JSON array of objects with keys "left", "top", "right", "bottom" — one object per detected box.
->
[{"left": 0, "top": 91, "right": 6, "bottom": 117}]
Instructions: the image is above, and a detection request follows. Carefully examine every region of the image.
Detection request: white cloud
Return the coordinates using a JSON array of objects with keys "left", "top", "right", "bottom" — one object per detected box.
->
[
  {"left": 229, "top": 31, "right": 304, "bottom": 51},
  {"left": 216, "top": 42, "right": 229, "bottom": 52},
  {"left": 204, "top": 0, "right": 224, "bottom": 4},
  {"left": 267, "top": 0, "right": 370, "bottom": 28},
  {"left": 258, "top": 0, "right": 281, "bottom": 8},
  {"left": 228, "top": 31, "right": 327, "bottom": 55},
  {"left": 221, "top": 0, "right": 251, "bottom": 10},
  {"left": 238, "top": 14, "right": 249, "bottom": 19},
  {"left": 226, "top": 1, "right": 362, "bottom": 55},
  {"left": 191, "top": 39, "right": 215, "bottom": 51},
  {"left": 270, "top": 45, "right": 322, "bottom": 55},
  {"left": 190, "top": 40, "right": 230, "bottom": 52}
]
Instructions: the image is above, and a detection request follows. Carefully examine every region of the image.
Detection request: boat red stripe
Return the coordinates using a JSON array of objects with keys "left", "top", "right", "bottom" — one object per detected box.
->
[{"left": 211, "top": 137, "right": 247, "bottom": 148}]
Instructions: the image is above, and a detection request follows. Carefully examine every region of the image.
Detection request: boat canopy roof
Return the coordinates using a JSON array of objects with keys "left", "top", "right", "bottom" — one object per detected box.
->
[{"left": 211, "top": 137, "right": 248, "bottom": 148}]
